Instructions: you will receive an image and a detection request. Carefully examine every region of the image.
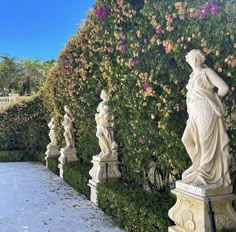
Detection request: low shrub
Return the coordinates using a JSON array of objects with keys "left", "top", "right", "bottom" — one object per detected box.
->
[
  {"left": 47, "top": 156, "right": 60, "bottom": 175},
  {"left": 97, "top": 182, "right": 175, "bottom": 232},
  {"left": 32, "top": 151, "right": 46, "bottom": 165},
  {"left": 0, "top": 150, "right": 46, "bottom": 164},
  {"left": 0, "top": 150, "right": 26, "bottom": 162},
  {"left": 63, "top": 162, "right": 92, "bottom": 198}
]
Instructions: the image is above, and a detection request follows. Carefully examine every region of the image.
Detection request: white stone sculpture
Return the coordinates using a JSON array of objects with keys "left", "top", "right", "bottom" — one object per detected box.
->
[
  {"left": 45, "top": 118, "right": 60, "bottom": 167},
  {"left": 168, "top": 50, "right": 236, "bottom": 232},
  {"left": 181, "top": 49, "right": 231, "bottom": 187},
  {"left": 62, "top": 105, "right": 75, "bottom": 149},
  {"left": 48, "top": 118, "right": 57, "bottom": 145},
  {"left": 88, "top": 90, "right": 121, "bottom": 205},
  {"left": 95, "top": 90, "right": 118, "bottom": 159}
]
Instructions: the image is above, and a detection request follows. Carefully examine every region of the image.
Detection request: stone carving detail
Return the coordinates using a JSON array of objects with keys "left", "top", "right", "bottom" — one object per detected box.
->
[
  {"left": 171, "top": 198, "right": 196, "bottom": 231},
  {"left": 175, "top": 210, "right": 196, "bottom": 231},
  {"left": 181, "top": 49, "right": 231, "bottom": 187},
  {"left": 95, "top": 90, "right": 118, "bottom": 159},
  {"left": 62, "top": 105, "right": 75, "bottom": 148},
  {"left": 168, "top": 189, "right": 236, "bottom": 232},
  {"left": 215, "top": 214, "right": 234, "bottom": 231}
]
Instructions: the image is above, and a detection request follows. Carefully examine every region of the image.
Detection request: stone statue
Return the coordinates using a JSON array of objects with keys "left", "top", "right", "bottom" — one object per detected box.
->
[
  {"left": 95, "top": 90, "right": 117, "bottom": 158},
  {"left": 62, "top": 105, "right": 75, "bottom": 148},
  {"left": 181, "top": 49, "right": 231, "bottom": 187},
  {"left": 48, "top": 118, "right": 57, "bottom": 145}
]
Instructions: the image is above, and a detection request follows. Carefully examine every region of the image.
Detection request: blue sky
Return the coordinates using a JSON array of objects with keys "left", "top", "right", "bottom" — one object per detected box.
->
[{"left": 0, "top": 0, "right": 95, "bottom": 61}]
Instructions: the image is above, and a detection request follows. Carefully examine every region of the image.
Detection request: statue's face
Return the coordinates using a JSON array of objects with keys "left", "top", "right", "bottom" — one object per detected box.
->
[{"left": 185, "top": 51, "right": 196, "bottom": 68}]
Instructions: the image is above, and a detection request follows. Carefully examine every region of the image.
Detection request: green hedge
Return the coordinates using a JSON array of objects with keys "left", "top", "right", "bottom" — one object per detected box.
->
[
  {"left": 47, "top": 156, "right": 60, "bottom": 175},
  {"left": 0, "top": 95, "right": 49, "bottom": 155},
  {"left": 63, "top": 162, "right": 92, "bottom": 198},
  {"left": 0, "top": 150, "right": 26, "bottom": 162},
  {"left": 0, "top": 150, "right": 46, "bottom": 164},
  {"left": 97, "top": 182, "right": 175, "bottom": 232}
]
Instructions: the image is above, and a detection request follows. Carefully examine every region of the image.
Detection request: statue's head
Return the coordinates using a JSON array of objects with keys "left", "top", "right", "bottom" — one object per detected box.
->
[
  {"left": 100, "top": 90, "right": 109, "bottom": 101},
  {"left": 64, "top": 105, "right": 70, "bottom": 113},
  {"left": 185, "top": 49, "right": 206, "bottom": 67}
]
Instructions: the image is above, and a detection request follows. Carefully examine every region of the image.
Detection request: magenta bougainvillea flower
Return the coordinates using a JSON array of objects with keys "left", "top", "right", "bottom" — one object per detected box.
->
[
  {"left": 139, "top": 138, "right": 145, "bottom": 144},
  {"left": 119, "top": 44, "right": 126, "bottom": 54},
  {"left": 142, "top": 82, "right": 149, "bottom": 89},
  {"left": 95, "top": 7, "right": 110, "bottom": 18},
  {"left": 119, "top": 32, "right": 125, "bottom": 40},
  {"left": 199, "top": 1, "right": 220, "bottom": 19},
  {"left": 156, "top": 27, "right": 162, "bottom": 34},
  {"left": 133, "top": 59, "right": 140, "bottom": 65}
]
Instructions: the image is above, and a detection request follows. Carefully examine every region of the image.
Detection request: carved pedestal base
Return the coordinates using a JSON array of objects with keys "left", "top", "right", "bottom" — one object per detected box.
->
[
  {"left": 58, "top": 147, "right": 78, "bottom": 178},
  {"left": 88, "top": 155, "right": 121, "bottom": 205},
  {"left": 168, "top": 187, "right": 236, "bottom": 232},
  {"left": 45, "top": 144, "right": 60, "bottom": 167}
]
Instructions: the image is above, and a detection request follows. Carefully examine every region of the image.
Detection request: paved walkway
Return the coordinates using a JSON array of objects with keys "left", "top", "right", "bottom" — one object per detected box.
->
[{"left": 0, "top": 162, "right": 123, "bottom": 232}]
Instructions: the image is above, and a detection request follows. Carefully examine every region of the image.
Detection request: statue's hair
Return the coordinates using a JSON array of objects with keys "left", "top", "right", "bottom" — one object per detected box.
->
[{"left": 188, "top": 49, "right": 206, "bottom": 65}]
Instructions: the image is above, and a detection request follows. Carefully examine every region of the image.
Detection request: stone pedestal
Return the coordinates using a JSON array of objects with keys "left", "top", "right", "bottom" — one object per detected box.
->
[
  {"left": 45, "top": 144, "right": 60, "bottom": 167},
  {"left": 168, "top": 181, "right": 236, "bottom": 232},
  {"left": 58, "top": 147, "right": 78, "bottom": 178},
  {"left": 88, "top": 155, "right": 121, "bottom": 205}
]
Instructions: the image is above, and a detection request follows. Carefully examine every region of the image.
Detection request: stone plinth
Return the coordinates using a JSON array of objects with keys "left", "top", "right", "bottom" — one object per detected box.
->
[
  {"left": 168, "top": 182, "right": 236, "bottom": 232},
  {"left": 58, "top": 147, "right": 78, "bottom": 178},
  {"left": 88, "top": 155, "right": 121, "bottom": 205},
  {"left": 45, "top": 144, "right": 60, "bottom": 167}
]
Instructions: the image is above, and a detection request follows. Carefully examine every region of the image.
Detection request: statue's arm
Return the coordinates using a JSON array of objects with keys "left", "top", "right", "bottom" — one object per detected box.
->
[{"left": 206, "top": 68, "right": 229, "bottom": 97}]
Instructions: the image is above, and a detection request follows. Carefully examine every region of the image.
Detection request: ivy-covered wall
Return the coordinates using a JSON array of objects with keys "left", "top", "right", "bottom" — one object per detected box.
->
[{"left": 43, "top": 0, "right": 236, "bottom": 191}]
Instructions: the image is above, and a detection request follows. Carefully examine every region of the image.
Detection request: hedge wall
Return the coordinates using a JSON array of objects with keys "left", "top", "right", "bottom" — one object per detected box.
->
[
  {"left": 97, "top": 182, "right": 175, "bottom": 232},
  {"left": 63, "top": 162, "right": 92, "bottom": 198},
  {"left": 43, "top": 0, "right": 236, "bottom": 192},
  {"left": 0, "top": 95, "right": 49, "bottom": 160}
]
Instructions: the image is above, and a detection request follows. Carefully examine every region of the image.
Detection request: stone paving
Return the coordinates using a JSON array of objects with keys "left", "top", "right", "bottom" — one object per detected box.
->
[{"left": 0, "top": 162, "right": 124, "bottom": 232}]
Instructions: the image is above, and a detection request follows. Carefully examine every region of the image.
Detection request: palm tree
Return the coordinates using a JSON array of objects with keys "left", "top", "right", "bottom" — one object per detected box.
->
[
  {"left": 0, "top": 56, "right": 21, "bottom": 95},
  {"left": 20, "top": 59, "right": 56, "bottom": 95}
]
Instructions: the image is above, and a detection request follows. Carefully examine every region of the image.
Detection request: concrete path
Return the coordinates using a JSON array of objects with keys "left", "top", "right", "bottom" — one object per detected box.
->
[{"left": 0, "top": 162, "right": 123, "bottom": 232}]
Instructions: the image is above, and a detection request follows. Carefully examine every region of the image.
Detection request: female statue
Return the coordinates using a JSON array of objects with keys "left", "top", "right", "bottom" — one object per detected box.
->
[
  {"left": 62, "top": 105, "right": 75, "bottom": 148},
  {"left": 181, "top": 49, "right": 231, "bottom": 187},
  {"left": 95, "top": 90, "right": 117, "bottom": 158},
  {"left": 48, "top": 118, "right": 57, "bottom": 145}
]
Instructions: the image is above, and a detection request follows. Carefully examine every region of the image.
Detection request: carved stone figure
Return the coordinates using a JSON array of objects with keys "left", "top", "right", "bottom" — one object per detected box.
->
[
  {"left": 62, "top": 105, "right": 75, "bottom": 148},
  {"left": 48, "top": 118, "right": 57, "bottom": 145},
  {"left": 181, "top": 49, "right": 231, "bottom": 187},
  {"left": 95, "top": 90, "right": 117, "bottom": 158}
]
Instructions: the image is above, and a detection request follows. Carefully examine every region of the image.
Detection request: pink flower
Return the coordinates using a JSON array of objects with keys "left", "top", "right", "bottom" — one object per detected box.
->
[
  {"left": 120, "top": 32, "right": 125, "bottom": 40},
  {"left": 119, "top": 44, "right": 126, "bottom": 54},
  {"left": 128, "top": 59, "right": 140, "bottom": 66},
  {"left": 133, "top": 59, "right": 140, "bottom": 65},
  {"left": 107, "top": 46, "right": 114, "bottom": 53},
  {"left": 156, "top": 27, "right": 162, "bottom": 34},
  {"left": 179, "top": 15, "right": 185, "bottom": 20},
  {"left": 95, "top": 7, "right": 110, "bottom": 18},
  {"left": 139, "top": 138, "right": 145, "bottom": 144},
  {"left": 142, "top": 82, "right": 149, "bottom": 89},
  {"left": 165, "top": 13, "right": 171, "bottom": 20}
]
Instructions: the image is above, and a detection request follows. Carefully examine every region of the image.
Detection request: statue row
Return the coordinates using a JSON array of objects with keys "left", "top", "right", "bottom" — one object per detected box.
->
[
  {"left": 48, "top": 90, "right": 117, "bottom": 160},
  {"left": 48, "top": 49, "right": 233, "bottom": 188}
]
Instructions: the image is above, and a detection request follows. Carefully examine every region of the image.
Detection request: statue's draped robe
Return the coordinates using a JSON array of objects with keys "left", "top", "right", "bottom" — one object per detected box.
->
[{"left": 182, "top": 68, "right": 231, "bottom": 186}]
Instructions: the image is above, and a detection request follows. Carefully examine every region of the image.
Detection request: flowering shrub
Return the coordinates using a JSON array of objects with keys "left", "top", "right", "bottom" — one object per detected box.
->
[{"left": 44, "top": 0, "right": 236, "bottom": 191}]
